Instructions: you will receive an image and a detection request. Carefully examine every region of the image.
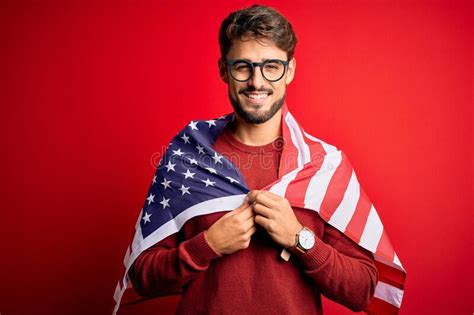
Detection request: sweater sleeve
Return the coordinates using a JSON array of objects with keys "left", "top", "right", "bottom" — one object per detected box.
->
[
  {"left": 292, "top": 222, "right": 379, "bottom": 312},
  {"left": 127, "top": 231, "right": 221, "bottom": 298}
]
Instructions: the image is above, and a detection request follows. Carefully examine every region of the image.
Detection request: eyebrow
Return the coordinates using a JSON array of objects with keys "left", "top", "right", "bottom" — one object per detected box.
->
[{"left": 233, "top": 58, "right": 280, "bottom": 62}]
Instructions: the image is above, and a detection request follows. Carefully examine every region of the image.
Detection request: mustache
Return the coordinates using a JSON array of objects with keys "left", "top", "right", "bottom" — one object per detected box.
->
[{"left": 238, "top": 87, "right": 273, "bottom": 94}]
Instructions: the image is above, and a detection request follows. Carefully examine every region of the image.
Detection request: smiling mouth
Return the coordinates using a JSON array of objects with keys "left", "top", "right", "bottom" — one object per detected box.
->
[{"left": 242, "top": 92, "right": 272, "bottom": 101}]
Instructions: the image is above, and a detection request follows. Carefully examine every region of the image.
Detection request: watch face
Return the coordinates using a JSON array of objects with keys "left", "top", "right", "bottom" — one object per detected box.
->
[{"left": 299, "top": 229, "right": 315, "bottom": 250}]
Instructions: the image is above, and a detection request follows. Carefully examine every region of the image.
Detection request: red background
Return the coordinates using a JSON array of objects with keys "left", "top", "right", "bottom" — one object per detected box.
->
[{"left": 1, "top": 1, "right": 472, "bottom": 314}]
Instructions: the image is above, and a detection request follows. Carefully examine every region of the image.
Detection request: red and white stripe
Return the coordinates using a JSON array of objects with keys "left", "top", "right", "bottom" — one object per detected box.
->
[{"left": 265, "top": 104, "right": 406, "bottom": 314}]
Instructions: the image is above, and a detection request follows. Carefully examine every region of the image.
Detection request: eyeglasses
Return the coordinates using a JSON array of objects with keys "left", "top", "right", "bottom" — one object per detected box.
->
[{"left": 226, "top": 59, "right": 289, "bottom": 82}]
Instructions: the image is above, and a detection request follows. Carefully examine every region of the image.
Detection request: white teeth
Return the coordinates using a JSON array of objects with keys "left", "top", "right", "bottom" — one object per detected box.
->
[{"left": 247, "top": 93, "right": 268, "bottom": 99}]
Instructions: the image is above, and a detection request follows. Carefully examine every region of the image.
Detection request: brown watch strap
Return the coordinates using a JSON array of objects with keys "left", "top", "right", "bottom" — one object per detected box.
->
[{"left": 288, "top": 231, "right": 307, "bottom": 254}]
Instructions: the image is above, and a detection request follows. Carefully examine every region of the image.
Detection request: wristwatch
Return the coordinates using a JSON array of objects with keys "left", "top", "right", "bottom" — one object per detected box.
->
[{"left": 290, "top": 226, "right": 315, "bottom": 254}]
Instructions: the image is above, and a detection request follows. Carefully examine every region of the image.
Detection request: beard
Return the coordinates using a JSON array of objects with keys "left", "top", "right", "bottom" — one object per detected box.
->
[{"left": 229, "top": 87, "right": 286, "bottom": 124}]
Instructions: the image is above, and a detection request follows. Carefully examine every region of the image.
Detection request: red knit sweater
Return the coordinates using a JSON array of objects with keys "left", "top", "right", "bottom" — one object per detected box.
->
[{"left": 128, "top": 126, "right": 378, "bottom": 314}]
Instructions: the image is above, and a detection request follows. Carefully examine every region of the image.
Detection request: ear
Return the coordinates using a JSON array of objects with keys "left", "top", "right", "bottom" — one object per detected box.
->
[
  {"left": 285, "top": 57, "right": 296, "bottom": 85},
  {"left": 218, "top": 58, "right": 229, "bottom": 84}
]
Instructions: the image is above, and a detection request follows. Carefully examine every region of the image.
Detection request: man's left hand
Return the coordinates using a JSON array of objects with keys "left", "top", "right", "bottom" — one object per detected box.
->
[{"left": 247, "top": 190, "right": 303, "bottom": 249}]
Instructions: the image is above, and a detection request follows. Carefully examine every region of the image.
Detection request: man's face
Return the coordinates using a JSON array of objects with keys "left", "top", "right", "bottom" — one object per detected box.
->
[{"left": 219, "top": 38, "right": 296, "bottom": 124}]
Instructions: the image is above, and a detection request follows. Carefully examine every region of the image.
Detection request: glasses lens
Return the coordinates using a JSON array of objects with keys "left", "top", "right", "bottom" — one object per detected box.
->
[
  {"left": 262, "top": 61, "right": 285, "bottom": 81},
  {"left": 230, "top": 61, "right": 252, "bottom": 81}
]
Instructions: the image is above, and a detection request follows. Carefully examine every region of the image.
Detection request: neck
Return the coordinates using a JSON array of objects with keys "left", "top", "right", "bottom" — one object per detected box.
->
[{"left": 229, "top": 109, "right": 282, "bottom": 146}]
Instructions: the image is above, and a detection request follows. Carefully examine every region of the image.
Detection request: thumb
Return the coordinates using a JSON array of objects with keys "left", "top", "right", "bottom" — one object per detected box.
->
[
  {"left": 221, "top": 198, "right": 248, "bottom": 218},
  {"left": 234, "top": 196, "right": 250, "bottom": 212}
]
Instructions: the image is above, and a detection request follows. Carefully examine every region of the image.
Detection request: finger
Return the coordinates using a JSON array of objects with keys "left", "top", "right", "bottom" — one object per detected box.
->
[
  {"left": 246, "top": 226, "right": 257, "bottom": 236},
  {"left": 253, "top": 191, "right": 279, "bottom": 209},
  {"left": 241, "top": 216, "right": 255, "bottom": 231},
  {"left": 252, "top": 203, "right": 273, "bottom": 219},
  {"left": 241, "top": 195, "right": 250, "bottom": 206},
  {"left": 237, "top": 205, "right": 255, "bottom": 221},
  {"left": 222, "top": 201, "right": 248, "bottom": 218},
  {"left": 233, "top": 199, "right": 250, "bottom": 213},
  {"left": 246, "top": 190, "right": 262, "bottom": 204},
  {"left": 254, "top": 214, "right": 273, "bottom": 232}
]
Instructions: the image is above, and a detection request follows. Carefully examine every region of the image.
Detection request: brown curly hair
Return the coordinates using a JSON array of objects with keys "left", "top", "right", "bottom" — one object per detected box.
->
[{"left": 218, "top": 4, "right": 297, "bottom": 61}]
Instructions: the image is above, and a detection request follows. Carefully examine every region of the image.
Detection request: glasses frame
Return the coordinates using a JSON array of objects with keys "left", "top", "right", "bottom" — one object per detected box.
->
[{"left": 226, "top": 59, "right": 290, "bottom": 82}]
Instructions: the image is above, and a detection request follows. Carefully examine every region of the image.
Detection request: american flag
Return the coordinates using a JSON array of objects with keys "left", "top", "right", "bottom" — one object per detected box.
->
[{"left": 113, "top": 104, "right": 406, "bottom": 315}]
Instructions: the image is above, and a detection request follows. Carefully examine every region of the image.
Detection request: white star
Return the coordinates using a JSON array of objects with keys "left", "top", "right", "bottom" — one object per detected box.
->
[
  {"left": 217, "top": 115, "right": 227, "bottom": 120},
  {"left": 201, "top": 178, "right": 216, "bottom": 187},
  {"left": 188, "top": 121, "right": 199, "bottom": 131},
  {"left": 212, "top": 152, "right": 224, "bottom": 164},
  {"left": 178, "top": 185, "right": 191, "bottom": 196},
  {"left": 196, "top": 144, "right": 205, "bottom": 154},
  {"left": 188, "top": 158, "right": 198, "bottom": 165},
  {"left": 226, "top": 176, "right": 239, "bottom": 184},
  {"left": 165, "top": 161, "right": 176, "bottom": 172},
  {"left": 206, "top": 119, "right": 217, "bottom": 127},
  {"left": 206, "top": 167, "right": 217, "bottom": 174},
  {"left": 146, "top": 193, "right": 155, "bottom": 205},
  {"left": 172, "top": 148, "right": 184, "bottom": 156},
  {"left": 152, "top": 175, "right": 157, "bottom": 185},
  {"left": 159, "top": 196, "right": 170, "bottom": 209},
  {"left": 182, "top": 169, "right": 195, "bottom": 179},
  {"left": 161, "top": 178, "right": 172, "bottom": 190},
  {"left": 181, "top": 133, "right": 190, "bottom": 144},
  {"left": 142, "top": 211, "right": 152, "bottom": 224}
]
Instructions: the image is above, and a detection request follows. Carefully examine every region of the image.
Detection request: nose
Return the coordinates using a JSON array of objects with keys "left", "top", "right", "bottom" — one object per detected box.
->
[{"left": 248, "top": 65, "right": 266, "bottom": 88}]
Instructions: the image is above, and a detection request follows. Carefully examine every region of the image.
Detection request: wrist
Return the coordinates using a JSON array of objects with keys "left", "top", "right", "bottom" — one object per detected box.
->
[
  {"left": 183, "top": 231, "right": 222, "bottom": 267},
  {"left": 285, "top": 222, "right": 303, "bottom": 248},
  {"left": 204, "top": 229, "right": 221, "bottom": 256}
]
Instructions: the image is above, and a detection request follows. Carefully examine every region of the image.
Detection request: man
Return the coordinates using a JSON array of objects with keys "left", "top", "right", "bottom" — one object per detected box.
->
[{"left": 119, "top": 5, "right": 405, "bottom": 315}]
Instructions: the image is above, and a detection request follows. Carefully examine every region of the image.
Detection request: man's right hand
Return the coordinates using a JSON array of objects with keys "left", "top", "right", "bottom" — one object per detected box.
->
[{"left": 204, "top": 199, "right": 256, "bottom": 255}]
